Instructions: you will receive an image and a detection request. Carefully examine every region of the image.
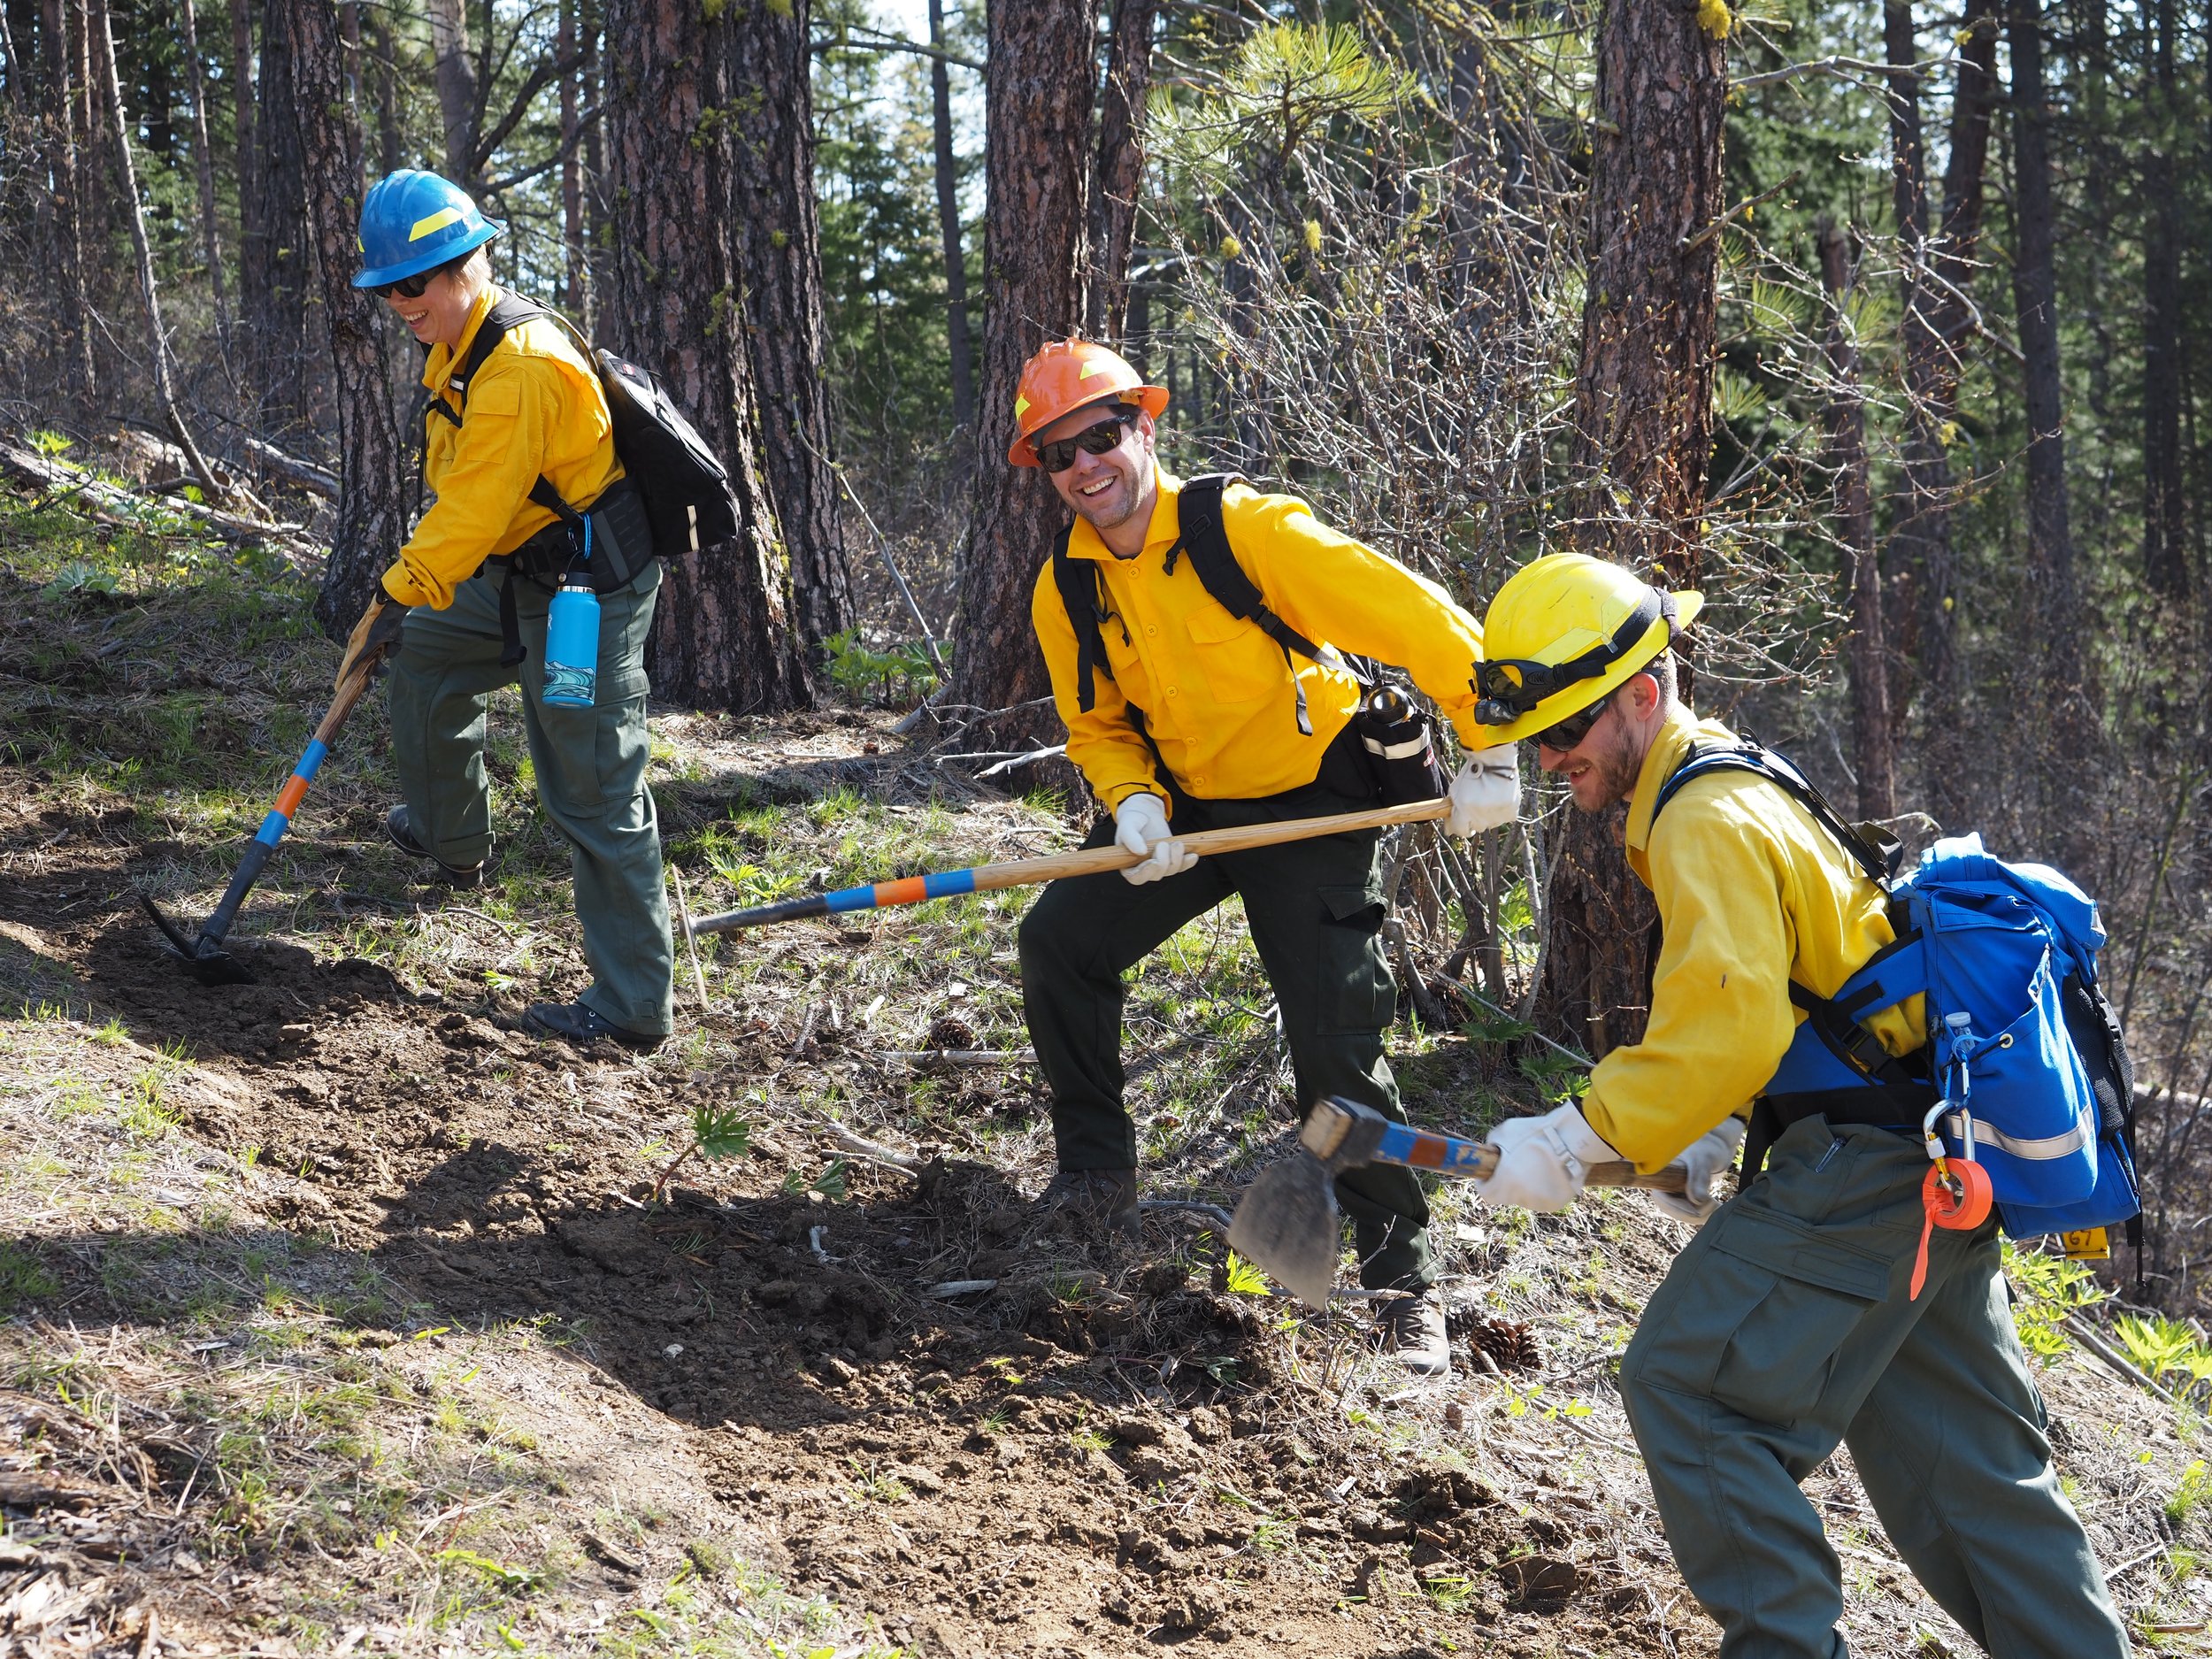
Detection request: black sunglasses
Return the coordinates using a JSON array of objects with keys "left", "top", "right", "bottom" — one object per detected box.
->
[
  {"left": 373, "top": 269, "right": 437, "bottom": 301},
  {"left": 1033, "top": 406, "right": 1138, "bottom": 472},
  {"left": 1532, "top": 689, "right": 1615, "bottom": 752}
]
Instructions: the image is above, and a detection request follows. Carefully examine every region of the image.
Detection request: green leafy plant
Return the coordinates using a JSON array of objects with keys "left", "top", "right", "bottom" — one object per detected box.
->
[
  {"left": 823, "top": 628, "right": 941, "bottom": 707},
  {"left": 2003, "top": 1240, "right": 2107, "bottom": 1361},
  {"left": 1222, "top": 1251, "right": 1271, "bottom": 1296},
  {"left": 2114, "top": 1312, "right": 2212, "bottom": 1394},
  {"left": 649, "top": 1102, "right": 753, "bottom": 1201}
]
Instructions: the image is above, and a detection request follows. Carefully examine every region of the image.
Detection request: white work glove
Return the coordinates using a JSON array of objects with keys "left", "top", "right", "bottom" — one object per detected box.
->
[
  {"left": 1446, "top": 747, "right": 1520, "bottom": 837},
  {"left": 1647, "top": 1116, "right": 1747, "bottom": 1227},
  {"left": 1113, "top": 793, "right": 1195, "bottom": 886},
  {"left": 1471, "top": 1102, "right": 1619, "bottom": 1214}
]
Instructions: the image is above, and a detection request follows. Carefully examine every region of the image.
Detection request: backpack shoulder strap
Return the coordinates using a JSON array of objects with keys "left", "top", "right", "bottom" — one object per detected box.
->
[
  {"left": 1167, "top": 472, "right": 1325, "bottom": 735},
  {"left": 423, "top": 296, "right": 548, "bottom": 429},
  {"left": 1050, "top": 523, "right": 1110, "bottom": 714},
  {"left": 1653, "top": 741, "right": 1897, "bottom": 886}
]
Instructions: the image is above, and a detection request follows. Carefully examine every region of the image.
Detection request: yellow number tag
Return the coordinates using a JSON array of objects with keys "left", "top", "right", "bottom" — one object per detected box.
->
[{"left": 2058, "top": 1228, "right": 2110, "bottom": 1262}]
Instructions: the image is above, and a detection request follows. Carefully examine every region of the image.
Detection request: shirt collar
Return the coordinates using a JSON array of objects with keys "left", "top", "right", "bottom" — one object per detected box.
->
[
  {"left": 1623, "top": 705, "right": 1707, "bottom": 856},
  {"left": 422, "top": 284, "right": 504, "bottom": 393},
  {"left": 1064, "top": 466, "right": 1184, "bottom": 564}
]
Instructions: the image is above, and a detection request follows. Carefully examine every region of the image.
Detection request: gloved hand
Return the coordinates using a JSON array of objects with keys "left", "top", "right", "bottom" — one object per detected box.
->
[
  {"left": 1647, "top": 1115, "right": 1747, "bottom": 1227},
  {"left": 1113, "top": 793, "right": 1195, "bottom": 886},
  {"left": 1447, "top": 747, "right": 1520, "bottom": 837},
  {"left": 1471, "top": 1102, "right": 1618, "bottom": 1213},
  {"left": 335, "top": 592, "right": 410, "bottom": 688}
]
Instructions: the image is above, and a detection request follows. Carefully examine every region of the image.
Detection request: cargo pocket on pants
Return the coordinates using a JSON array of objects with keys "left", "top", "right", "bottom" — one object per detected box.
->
[
  {"left": 1316, "top": 882, "right": 1394, "bottom": 1034},
  {"left": 1698, "top": 1205, "right": 1889, "bottom": 1426}
]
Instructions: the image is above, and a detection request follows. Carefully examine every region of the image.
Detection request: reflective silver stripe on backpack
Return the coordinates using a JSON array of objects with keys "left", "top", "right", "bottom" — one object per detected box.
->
[
  {"left": 688, "top": 502, "right": 699, "bottom": 551},
  {"left": 1942, "top": 1112, "right": 2092, "bottom": 1161}
]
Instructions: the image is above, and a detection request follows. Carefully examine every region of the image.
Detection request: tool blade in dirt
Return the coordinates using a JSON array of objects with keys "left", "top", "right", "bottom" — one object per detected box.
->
[
  {"left": 684, "top": 798, "right": 1452, "bottom": 937},
  {"left": 137, "top": 888, "right": 256, "bottom": 986},
  {"left": 1226, "top": 1155, "right": 1343, "bottom": 1309},
  {"left": 1228, "top": 1097, "right": 1693, "bottom": 1307},
  {"left": 139, "top": 660, "right": 380, "bottom": 988}
]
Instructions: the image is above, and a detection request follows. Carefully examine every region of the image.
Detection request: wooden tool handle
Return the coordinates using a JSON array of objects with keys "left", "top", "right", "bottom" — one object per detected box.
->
[{"left": 968, "top": 796, "right": 1449, "bottom": 893}]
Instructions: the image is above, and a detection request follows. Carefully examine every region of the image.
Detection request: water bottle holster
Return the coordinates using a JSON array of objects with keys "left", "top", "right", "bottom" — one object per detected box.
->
[{"left": 481, "top": 478, "right": 656, "bottom": 667}]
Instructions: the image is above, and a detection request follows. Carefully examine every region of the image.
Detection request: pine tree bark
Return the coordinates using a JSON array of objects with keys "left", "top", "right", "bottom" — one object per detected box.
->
[
  {"left": 88, "top": 0, "right": 225, "bottom": 502},
  {"left": 601, "top": 0, "right": 811, "bottom": 712},
  {"left": 947, "top": 0, "right": 1096, "bottom": 746},
  {"left": 729, "top": 0, "right": 854, "bottom": 651},
  {"left": 928, "top": 0, "right": 973, "bottom": 430},
  {"left": 1816, "top": 216, "right": 1896, "bottom": 820},
  {"left": 285, "top": 0, "right": 411, "bottom": 640},
  {"left": 37, "top": 0, "right": 95, "bottom": 395},
  {"left": 175, "top": 0, "right": 232, "bottom": 357},
  {"left": 1085, "top": 0, "right": 1156, "bottom": 342},
  {"left": 1882, "top": 0, "right": 1998, "bottom": 829},
  {"left": 1538, "top": 0, "right": 1726, "bottom": 1056},
  {"left": 559, "top": 0, "right": 584, "bottom": 315},
  {"left": 2140, "top": 0, "right": 2185, "bottom": 595},
  {"left": 426, "top": 0, "right": 479, "bottom": 192},
  {"left": 241, "top": 0, "right": 310, "bottom": 428}
]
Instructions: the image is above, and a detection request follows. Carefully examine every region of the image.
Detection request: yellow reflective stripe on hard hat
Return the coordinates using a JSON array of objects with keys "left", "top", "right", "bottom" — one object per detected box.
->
[
  {"left": 1014, "top": 394, "right": 1032, "bottom": 419},
  {"left": 409, "top": 206, "right": 465, "bottom": 242},
  {"left": 1079, "top": 359, "right": 1116, "bottom": 380}
]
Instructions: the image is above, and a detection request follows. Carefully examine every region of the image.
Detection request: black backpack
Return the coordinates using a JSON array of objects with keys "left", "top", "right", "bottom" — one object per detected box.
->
[{"left": 425, "top": 295, "right": 741, "bottom": 560}]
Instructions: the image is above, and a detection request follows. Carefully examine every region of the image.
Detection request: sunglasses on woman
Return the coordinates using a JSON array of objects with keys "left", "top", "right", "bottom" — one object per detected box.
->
[
  {"left": 1033, "top": 406, "right": 1138, "bottom": 472},
  {"left": 373, "top": 269, "right": 437, "bottom": 301},
  {"left": 1533, "top": 689, "right": 1614, "bottom": 752}
]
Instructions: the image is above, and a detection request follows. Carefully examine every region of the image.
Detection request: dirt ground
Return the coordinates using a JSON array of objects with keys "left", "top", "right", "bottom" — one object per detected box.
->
[{"left": 1, "top": 480, "right": 2208, "bottom": 1657}]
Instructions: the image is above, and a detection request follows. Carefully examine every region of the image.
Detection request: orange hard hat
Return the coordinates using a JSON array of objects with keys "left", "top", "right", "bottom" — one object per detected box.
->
[{"left": 1007, "top": 339, "right": 1170, "bottom": 466}]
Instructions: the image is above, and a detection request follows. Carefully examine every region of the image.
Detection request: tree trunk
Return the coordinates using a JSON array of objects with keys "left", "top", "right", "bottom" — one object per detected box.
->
[
  {"left": 1538, "top": 0, "right": 1725, "bottom": 1056},
  {"left": 249, "top": 0, "right": 311, "bottom": 429},
  {"left": 948, "top": 0, "right": 1096, "bottom": 746},
  {"left": 38, "top": 0, "right": 95, "bottom": 395},
  {"left": 559, "top": 0, "right": 584, "bottom": 315},
  {"left": 1085, "top": 0, "right": 1156, "bottom": 342},
  {"left": 371, "top": 10, "right": 399, "bottom": 176},
  {"left": 601, "top": 0, "right": 811, "bottom": 712},
  {"left": 1816, "top": 216, "right": 1896, "bottom": 820},
  {"left": 426, "top": 0, "right": 478, "bottom": 191},
  {"left": 927, "top": 0, "right": 973, "bottom": 431},
  {"left": 581, "top": 1, "right": 606, "bottom": 342},
  {"left": 730, "top": 0, "right": 854, "bottom": 651},
  {"left": 175, "top": 0, "right": 232, "bottom": 358},
  {"left": 2141, "top": 0, "right": 2186, "bottom": 596},
  {"left": 228, "top": 0, "right": 255, "bottom": 349},
  {"left": 2005, "top": 0, "right": 2090, "bottom": 862},
  {"left": 1883, "top": 0, "right": 1998, "bottom": 829},
  {"left": 285, "top": 0, "right": 411, "bottom": 640},
  {"left": 88, "top": 0, "right": 225, "bottom": 502}
]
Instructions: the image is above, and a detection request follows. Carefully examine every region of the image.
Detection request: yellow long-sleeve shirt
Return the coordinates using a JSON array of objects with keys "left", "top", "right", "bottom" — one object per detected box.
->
[
  {"left": 1581, "top": 710, "right": 1928, "bottom": 1170},
  {"left": 1030, "top": 472, "right": 1487, "bottom": 811},
  {"left": 381, "top": 285, "right": 624, "bottom": 611}
]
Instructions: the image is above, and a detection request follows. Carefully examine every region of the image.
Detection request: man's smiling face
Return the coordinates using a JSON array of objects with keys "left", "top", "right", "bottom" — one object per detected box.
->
[{"left": 1037, "top": 400, "right": 1156, "bottom": 534}]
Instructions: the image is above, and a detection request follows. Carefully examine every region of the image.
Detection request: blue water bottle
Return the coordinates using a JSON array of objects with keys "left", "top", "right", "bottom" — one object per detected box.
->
[{"left": 543, "top": 516, "right": 599, "bottom": 708}]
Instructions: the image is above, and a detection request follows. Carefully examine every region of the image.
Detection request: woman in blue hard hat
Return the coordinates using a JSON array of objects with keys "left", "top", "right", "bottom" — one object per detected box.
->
[{"left": 334, "top": 170, "right": 675, "bottom": 1052}]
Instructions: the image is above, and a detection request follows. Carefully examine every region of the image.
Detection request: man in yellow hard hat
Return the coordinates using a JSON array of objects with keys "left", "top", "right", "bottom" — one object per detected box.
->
[
  {"left": 1008, "top": 339, "right": 1521, "bottom": 1374},
  {"left": 1461, "top": 553, "right": 2126, "bottom": 1655}
]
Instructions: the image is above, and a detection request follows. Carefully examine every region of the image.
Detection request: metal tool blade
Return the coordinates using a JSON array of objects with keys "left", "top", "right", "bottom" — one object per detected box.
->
[
  {"left": 1226, "top": 1151, "right": 1342, "bottom": 1309},
  {"left": 137, "top": 889, "right": 255, "bottom": 987}
]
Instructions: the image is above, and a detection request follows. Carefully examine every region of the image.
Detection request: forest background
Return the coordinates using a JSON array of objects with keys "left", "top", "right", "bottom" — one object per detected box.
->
[{"left": 2, "top": 0, "right": 2210, "bottom": 1311}]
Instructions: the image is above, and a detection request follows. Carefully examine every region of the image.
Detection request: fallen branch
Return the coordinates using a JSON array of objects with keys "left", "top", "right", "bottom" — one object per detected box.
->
[
  {"left": 878, "top": 1048, "right": 1039, "bottom": 1068},
  {"left": 1139, "top": 1198, "right": 1235, "bottom": 1229},
  {"left": 0, "top": 441, "right": 312, "bottom": 556},
  {"left": 2063, "top": 1313, "right": 2177, "bottom": 1404},
  {"left": 242, "top": 436, "right": 338, "bottom": 498}
]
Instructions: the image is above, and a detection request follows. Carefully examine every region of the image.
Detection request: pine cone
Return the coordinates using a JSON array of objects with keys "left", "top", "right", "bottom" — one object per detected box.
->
[
  {"left": 1465, "top": 1317, "right": 1540, "bottom": 1373},
  {"left": 925, "top": 1013, "right": 977, "bottom": 1050}
]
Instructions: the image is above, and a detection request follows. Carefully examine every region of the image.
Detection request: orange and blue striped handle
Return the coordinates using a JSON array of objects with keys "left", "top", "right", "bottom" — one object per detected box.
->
[
  {"left": 703, "top": 867, "right": 980, "bottom": 931},
  {"left": 199, "top": 738, "right": 329, "bottom": 944}
]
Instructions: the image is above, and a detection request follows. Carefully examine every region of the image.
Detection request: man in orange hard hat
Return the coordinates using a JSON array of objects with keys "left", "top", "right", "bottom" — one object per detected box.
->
[{"left": 1010, "top": 339, "right": 1521, "bottom": 1374}]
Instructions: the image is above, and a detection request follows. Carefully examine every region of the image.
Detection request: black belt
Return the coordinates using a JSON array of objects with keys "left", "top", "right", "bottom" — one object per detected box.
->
[
  {"left": 480, "top": 479, "right": 655, "bottom": 668},
  {"left": 1742, "top": 1081, "right": 1936, "bottom": 1187}
]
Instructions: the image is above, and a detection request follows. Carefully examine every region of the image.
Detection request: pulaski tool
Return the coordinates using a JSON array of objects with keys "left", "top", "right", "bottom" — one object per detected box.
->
[
  {"left": 139, "top": 655, "right": 385, "bottom": 987},
  {"left": 683, "top": 797, "right": 1452, "bottom": 937},
  {"left": 1228, "top": 1095, "right": 1694, "bottom": 1307}
]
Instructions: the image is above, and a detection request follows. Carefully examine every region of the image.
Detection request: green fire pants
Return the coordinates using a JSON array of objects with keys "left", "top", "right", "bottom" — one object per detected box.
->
[
  {"left": 1620, "top": 1116, "right": 2129, "bottom": 1657},
  {"left": 1017, "top": 768, "right": 1433, "bottom": 1291},
  {"left": 385, "top": 563, "right": 675, "bottom": 1040}
]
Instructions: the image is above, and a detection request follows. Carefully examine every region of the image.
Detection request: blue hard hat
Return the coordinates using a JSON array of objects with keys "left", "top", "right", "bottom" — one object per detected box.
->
[{"left": 353, "top": 170, "right": 503, "bottom": 289}]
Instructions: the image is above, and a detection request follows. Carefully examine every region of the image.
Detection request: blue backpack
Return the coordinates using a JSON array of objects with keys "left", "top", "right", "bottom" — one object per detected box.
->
[{"left": 1655, "top": 741, "right": 2141, "bottom": 1244}]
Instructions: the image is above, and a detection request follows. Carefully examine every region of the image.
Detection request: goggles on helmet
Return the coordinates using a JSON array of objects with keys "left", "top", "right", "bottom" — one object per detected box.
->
[{"left": 1471, "top": 589, "right": 1676, "bottom": 728}]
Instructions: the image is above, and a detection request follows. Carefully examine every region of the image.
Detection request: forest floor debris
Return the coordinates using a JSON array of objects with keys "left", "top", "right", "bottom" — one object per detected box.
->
[{"left": 1, "top": 474, "right": 2208, "bottom": 1655}]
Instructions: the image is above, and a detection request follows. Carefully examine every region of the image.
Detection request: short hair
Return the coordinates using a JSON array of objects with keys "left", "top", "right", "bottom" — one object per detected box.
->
[{"left": 1639, "top": 649, "right": 1678, "bottom": 703}]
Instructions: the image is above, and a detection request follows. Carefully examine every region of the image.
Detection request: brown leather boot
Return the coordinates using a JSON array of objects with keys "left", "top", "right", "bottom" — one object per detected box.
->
[
  {"left": 1374, "top": 1291, "right": 1451, "bottom": 1377},
  {"left": 1035, "top": 1167, "right": 1141, "bottom": 1243}
]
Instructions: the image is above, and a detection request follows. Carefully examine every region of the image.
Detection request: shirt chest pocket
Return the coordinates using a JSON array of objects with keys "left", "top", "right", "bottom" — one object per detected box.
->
[{"left": 1184, "top": 604, "right": 1284, "bottom": 706}]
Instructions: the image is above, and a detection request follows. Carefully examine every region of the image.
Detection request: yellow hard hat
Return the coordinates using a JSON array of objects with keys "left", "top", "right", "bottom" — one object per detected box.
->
[{"left": 1471, "top": 554, "right": 1702, "bottom": 744}]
